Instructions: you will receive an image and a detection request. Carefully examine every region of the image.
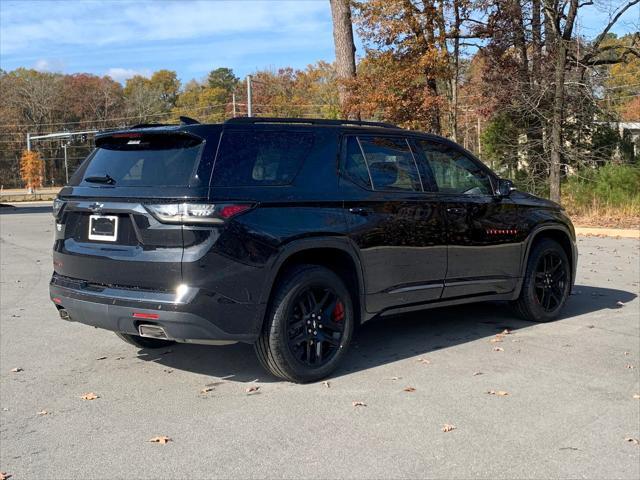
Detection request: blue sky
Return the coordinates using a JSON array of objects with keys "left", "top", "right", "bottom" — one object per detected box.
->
[{"left": 1, "top": 0, "right": 638, "bottom": 85}]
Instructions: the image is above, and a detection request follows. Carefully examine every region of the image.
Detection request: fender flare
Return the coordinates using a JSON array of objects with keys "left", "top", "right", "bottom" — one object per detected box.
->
[
  {"left": 257, "top": 235, "right": 367, "bottom": 314},
  {"left": 516, "top": 224, "right": 578, "bottom": 295}
]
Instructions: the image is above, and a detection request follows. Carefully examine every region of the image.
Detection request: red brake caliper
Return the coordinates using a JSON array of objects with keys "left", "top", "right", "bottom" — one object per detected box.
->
[{"left": 332, "top": 301, "right": 345, "bottom": 323}]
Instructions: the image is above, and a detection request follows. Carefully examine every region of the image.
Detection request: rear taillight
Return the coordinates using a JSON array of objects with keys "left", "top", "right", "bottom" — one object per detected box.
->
[
  {"left": 52, "top": 198, "right": 65, "bottom": 219},
  {"left": 144, "top": 203, "right": 252, "bottom": 225}
]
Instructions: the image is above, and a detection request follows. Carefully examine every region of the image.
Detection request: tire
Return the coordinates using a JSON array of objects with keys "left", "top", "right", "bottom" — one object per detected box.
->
[
  {"left": 114, "top": 332, "right": 175, "bottom": 349},
  {"left": 254, "top": 265, "right": 355, "bottom": 383},
  {"left": 513, "top": 238, "right": 571, "bottom": 322}
]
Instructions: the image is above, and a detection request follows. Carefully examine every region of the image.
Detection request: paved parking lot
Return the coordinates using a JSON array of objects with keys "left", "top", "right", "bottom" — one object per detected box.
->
[{"left": 1, "top": 204, "right": 639, "bottom": 479}]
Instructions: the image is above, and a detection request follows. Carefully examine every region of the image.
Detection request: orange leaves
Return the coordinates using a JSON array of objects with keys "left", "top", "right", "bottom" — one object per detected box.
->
[
  {"left": 403, "top": 387, "right": 416, "bottom": 393},
  {"left": 19, "top": 150, "right": 44, "bottom": 191},
  {"left": 352, "top": 401, "right": 367, "bottom": 407},
  {"left": 80, "top": 392, "right": 99, "bottom": 401},
  {"left": 441, "top": 424, "right": 456, "bottom": 432},
  {"left": 245, "top": 386, "right": 260, "bottom": 395},
  {"left": 9, "top": 367, "right": 22, "bottom": 373}
]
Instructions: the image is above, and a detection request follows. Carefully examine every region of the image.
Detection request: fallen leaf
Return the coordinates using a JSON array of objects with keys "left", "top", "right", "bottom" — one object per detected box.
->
[
  {"left": 200, "top": 387, "right": 214, "bottom": 394},
  {"left": 115, "top": 356, "right": 125, "bottom": 360},
  {"left": 486, "top": 390, "right": 509, "bottom": 396},
  {"left": 163, "top": 369, "right": 174, "bottom": 374},
  {"left": 36, "top": 410, "right": 49, "bottom": 416},
  {"left": 0, "top": 472, "right": 12, "bottom": 480},
  {"left": 245, "top": 385, "right": 260, "bottom": 395},
  {"left": 442, "top": 424, "right": 456, "bottom": 432},
  {"left": 81, "top": 392, "right": 99, "bottom": 401},
  {"left": 493, "top": 347, "right": 504, "bottom": 352},
  {"left": 352, "top": 401, "right": 367, "bottom": 407},
  {"left": 322, "top": 381, "right": 330, "bottom": 388},
  {"left": 624, "top": 352, "right": 630, "bottom": 356},
  {"left": 403, "top": 387, "right": 416, "bottom": 392},
  {"left": 625, "top": 364, "right": 635, "bottom": 369},
  {"left": 490, "top": 337, "right": 503, "bottom": 343},
  {"left": 624, "top": 437, "right": 639, "bottom": 445},
  {"left": 501, "top": 329, "right": 511, "bottom": 335},
  {"left": 633, "top": 394, "right": 640, "bottom": 399},
  {"left": 472, "top": 372, "right": 484, "bottom": 376},
  {"left": 149, "top": 436, "right": 171, "bottom": 445},
  {"left": 417, "top": 358, "right": 431, "bottom": 364},
  {"left": 389, "top": 376, "right": 402, "bottom": 381},
  {"left": 616, "top": 301, "right": 625, "bottom": 308},
  {"left": 95, "top": 356, "right": 107, "bottom": 361},
  {"left": 10, "top": 367, "right": 22, "bottom": 373}
]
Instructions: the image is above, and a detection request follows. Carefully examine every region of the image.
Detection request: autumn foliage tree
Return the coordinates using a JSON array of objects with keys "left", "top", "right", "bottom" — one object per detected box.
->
[{"left": 19, "top": 150, "right": 44, "bottom": 191}]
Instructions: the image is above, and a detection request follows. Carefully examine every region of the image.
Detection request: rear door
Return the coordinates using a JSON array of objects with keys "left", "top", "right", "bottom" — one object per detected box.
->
[
  {"left": 413, "top": 139, "right": 521, "bottom": 298},
  {"left": 53, "top": 130, "right": 215, "bottom": 291},
  {"left": 341, "top": 134, "right": 447, "bottom": 313}
]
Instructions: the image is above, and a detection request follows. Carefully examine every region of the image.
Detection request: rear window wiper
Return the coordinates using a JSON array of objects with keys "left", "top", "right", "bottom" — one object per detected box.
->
[{"left": 84, "top": 174, "right": 116, "bottom": 185}]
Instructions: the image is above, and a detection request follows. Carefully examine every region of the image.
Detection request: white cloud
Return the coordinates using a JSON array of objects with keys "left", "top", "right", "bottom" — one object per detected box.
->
[
  {"left": 33, "top": 58, "right": 65, "bottom": 72},
  {"left": 105, "top": 67, "right": 150, "bottom": 83}
]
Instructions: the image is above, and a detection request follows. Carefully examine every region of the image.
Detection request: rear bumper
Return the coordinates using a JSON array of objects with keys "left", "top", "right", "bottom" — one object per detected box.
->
[{"left": 49, "top": 274, "right": 263, "bottom": 344}]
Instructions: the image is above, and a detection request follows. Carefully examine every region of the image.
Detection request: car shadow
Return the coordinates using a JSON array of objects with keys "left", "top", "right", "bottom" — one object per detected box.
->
[
  {"left": 0, "top": 204, "right": 52, "bottom": 215},
  {"left": 135, "top": 284, "right": 637, "bottom": 384}
]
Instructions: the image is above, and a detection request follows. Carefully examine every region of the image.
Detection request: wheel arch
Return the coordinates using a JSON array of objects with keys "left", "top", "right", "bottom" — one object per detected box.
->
[
  {"left": 259, "top": 238, "right": 366, "bottom": 328},
  {"left": 520, "top": 225, "right": 577, "bottom": 291}
]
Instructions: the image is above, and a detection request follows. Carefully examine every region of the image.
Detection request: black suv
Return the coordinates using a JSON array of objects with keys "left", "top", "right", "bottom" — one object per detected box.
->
[{"left": 50, "top": 117, "right": 577, "bottom": 382}]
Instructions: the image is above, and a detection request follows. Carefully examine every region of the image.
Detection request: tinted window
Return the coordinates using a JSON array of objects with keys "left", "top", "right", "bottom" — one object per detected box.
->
[
  {"left": 417, "top": 141, "right": 492, "bottom": 195},
  {"left": 212, "top": 130, "right": 314, "bottom": 186},
  {"left": 342, "top": 136, "right": 372, "bottom": 189},
  {"left": 358, "top": 137, "right": 422, "bottom": 192},
  {"left": 76, "top": 134, "right": 203, "bottom": 187}
]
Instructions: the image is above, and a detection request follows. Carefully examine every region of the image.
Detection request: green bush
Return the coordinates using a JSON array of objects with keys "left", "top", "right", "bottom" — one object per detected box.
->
[{"left": 563, "top": 163, "right": 640, "bottom": 213}]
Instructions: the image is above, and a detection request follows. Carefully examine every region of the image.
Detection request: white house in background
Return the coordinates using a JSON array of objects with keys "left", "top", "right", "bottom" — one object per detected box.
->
[{"left": 614, "top": 122, "right": 640, "bottom": 158}]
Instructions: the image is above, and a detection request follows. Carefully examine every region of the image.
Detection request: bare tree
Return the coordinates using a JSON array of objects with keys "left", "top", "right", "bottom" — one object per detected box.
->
[
  {"left": 330, "top": 0, "right": 358, "bottom": 118},
  {"left": 542, "top": 0, "right": 639, "bottom": 202}
]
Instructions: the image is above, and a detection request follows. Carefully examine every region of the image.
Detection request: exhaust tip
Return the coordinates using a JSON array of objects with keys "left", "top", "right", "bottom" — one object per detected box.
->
[{"left": 138, "top": 324, "right": 169, "bottom": 340}]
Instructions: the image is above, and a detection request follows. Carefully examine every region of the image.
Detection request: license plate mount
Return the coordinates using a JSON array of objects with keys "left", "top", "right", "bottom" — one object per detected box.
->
[{"left": 88, "top": 215, "right": 118, "bottom": 242}]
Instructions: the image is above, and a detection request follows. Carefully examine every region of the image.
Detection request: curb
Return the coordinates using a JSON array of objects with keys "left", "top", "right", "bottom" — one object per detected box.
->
[{"left": 575, "top": 227, "right": 639, "bottom": 239}]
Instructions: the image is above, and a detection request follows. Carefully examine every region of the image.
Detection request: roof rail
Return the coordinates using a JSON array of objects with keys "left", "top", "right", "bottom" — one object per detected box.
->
[
  {"left": 224, "top": 117, "right": 399, "bottom": 129},
  {"left": 130, "top": 123, "right": 172, "bottom": 129}
]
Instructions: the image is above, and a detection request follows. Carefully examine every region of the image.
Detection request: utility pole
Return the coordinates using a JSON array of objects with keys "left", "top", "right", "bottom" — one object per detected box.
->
[
  {"left": 26, "top": 132, "right": 31, "bottom": 151},
  {"left": 477, "top": 116, "right": 482, "bottom": 155},
  {"left": 63, "top": 142, "right": 69, "bottom": 184},
  {"left": 232, "top": 93, "right": 237, "bottom": 118},
  {"left": 246, "top": 75, "right": 252, "bottom": 117}
]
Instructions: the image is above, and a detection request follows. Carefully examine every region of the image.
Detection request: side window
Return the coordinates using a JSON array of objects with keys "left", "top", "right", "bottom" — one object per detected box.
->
[
  {"left": 342, "top": 136, "right": 372, "bottom": 189},
  {"left": 212, "top": 130, "right": 314, "bottom": 186},
  {"left": 417, "top": 140, "right": 492, "bottom": 195},
  {"left": 358, "top": 136, "right": 422, "bottom": 192}
]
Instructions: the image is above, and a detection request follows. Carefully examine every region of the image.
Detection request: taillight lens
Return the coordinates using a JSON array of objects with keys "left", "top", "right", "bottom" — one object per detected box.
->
[
  {"left": 144, "top": 203, "right": 252, "bottom": 224},
  {"left": 52, "top": 198, "right": 65, "bottom": 219}
]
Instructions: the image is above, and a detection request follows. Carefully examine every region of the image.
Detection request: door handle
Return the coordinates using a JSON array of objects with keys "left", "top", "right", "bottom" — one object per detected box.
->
[
  {"left": 446, "top": 207, "right": 465, "bottom": 215},
  {"left": 349, "top": 207, "right": 369, "bottom": 216}
]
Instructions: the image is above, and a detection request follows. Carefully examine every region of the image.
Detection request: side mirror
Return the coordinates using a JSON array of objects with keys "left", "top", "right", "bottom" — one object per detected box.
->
[{"left": 496, "top": 178, "right": 515, "bottom": 198}]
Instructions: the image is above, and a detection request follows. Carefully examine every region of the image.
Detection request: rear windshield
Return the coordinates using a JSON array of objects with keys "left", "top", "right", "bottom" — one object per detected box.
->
[
  {"left": 72, "top": 133, "right": 204, "bottom": 187},
  {"left": 212, "top": 130, "right": 314, "bottom": 187}
]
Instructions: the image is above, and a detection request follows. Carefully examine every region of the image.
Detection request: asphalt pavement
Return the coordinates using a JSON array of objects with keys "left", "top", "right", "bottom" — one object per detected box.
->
[{"left": 1, "top": 204, "right": 639, "bottom": 479}]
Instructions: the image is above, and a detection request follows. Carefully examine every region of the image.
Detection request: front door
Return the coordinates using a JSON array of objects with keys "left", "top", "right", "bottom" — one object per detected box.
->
[
  {"left": 412, "top": 139, "right": 522, "bottom": 299},
  {"left": 340, "top": 135, "right": 447, "bottom": 313}
]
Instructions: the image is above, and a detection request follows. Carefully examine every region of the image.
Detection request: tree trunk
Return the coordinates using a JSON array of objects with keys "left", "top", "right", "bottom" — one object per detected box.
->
[
  {"left": 329, "top": 0, "right": 358, "bottom": 119},
  {"left": 549, "top": 42, "right": 567, "bottom": 203}
]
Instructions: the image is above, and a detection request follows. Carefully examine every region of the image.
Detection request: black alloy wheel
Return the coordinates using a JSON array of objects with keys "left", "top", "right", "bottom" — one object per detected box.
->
[
  {"left": 533, "top": 251, "right": 567, "bottom": 312},
  {"left": 255, "top": 265, "right": 354, "bottom": 383},
  {"left": 286, "top": 286, "right": 346, "bottom": 367},
  {"left": 513, "top": 238, "right": 571, "bottom": 322}
]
